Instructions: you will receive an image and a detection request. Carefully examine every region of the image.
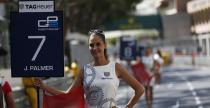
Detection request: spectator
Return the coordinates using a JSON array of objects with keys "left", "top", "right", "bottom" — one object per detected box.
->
[
  {"left": 141, "top": 47, "right": 156, "bottom": 108},
  {"left": 153, "top": 49, "right": 164, "bottom": 84}
]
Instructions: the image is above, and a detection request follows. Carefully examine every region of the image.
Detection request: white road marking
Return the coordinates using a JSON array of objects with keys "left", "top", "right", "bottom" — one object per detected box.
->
[
  {"left": 167, "top": 83, "right": 174, "bottom": 88},
  {"left": 176, "top": 72, "right": 203, "bottom": 108},
  {"left": 172, "top": 100, "right": 180, "bottom": 108}
]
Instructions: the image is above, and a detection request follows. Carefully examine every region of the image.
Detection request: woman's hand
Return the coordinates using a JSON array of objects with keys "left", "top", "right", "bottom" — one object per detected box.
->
[
  {"left": 34, "top": 77, "right": 65, "bottom": 95},
  {"left": 34, "top": 77, "right": 44, "bottom": 89}
]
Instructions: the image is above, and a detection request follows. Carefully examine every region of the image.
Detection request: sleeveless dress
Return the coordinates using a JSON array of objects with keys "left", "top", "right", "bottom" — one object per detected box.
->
[
  {"left": 83, "top": 61, "right": 119, "bottom": 108},
  {"left": 142, "top": 55, "right": 155, "bottom": 86}
]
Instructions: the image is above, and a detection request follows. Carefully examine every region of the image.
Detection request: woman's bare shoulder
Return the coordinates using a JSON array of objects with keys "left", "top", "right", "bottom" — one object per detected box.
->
[{"left": 115, "top": 62, "right": 127, "bottom": 78}]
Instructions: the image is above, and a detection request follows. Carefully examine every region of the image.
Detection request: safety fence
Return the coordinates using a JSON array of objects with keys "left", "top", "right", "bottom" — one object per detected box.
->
[{"left": 173, "top": 55, "right": 210, "bottom": 66}]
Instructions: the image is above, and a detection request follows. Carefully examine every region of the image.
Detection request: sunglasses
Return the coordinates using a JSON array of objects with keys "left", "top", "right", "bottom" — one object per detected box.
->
[{"left": 89, "top": 29, "right": 105, "bottom": 36}]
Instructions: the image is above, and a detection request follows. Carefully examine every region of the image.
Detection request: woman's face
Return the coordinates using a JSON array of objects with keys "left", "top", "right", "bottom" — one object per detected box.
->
[
  {"left": 89, "top": 35, "right": 106, "bottom": 59},
  {"left": 145, "top": 48, "right": 152, "bottom": 56}
]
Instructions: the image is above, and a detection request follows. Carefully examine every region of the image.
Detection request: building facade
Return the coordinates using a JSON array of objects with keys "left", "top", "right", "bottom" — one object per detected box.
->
[{"left": 187, "top": 0, "right": 210, "bottom": 56}]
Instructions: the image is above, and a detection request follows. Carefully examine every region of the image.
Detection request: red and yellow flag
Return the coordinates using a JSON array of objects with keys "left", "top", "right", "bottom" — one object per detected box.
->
[{"left": 43, "top": 86, "right": 85, "bottom": 108}]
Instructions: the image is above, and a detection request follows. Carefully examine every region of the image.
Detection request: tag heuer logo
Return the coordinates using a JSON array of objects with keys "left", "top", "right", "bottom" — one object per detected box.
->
[{"left": 104, "top": 72, "right": 110, "bottom": 77}]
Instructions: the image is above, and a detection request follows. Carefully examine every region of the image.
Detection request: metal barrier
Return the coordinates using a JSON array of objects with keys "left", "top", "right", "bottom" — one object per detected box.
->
[{"left": 12, "top": 86, "right": 30, "bottom": 108}]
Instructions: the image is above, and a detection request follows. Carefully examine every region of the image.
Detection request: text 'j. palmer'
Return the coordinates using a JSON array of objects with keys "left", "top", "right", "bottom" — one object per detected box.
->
[{"left": 24, "top": 65, "right": 53, "bottom": 71}]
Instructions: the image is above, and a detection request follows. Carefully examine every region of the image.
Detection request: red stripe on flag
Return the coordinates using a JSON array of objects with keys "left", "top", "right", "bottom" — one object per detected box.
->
[{"left": 43, "top": 86, "right": 85, "bottom": 108}]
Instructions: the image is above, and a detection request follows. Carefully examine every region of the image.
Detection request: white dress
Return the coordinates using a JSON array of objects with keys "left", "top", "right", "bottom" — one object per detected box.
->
[
  {"left": 83, "top": 61, "right": 119, "bottom": 108},
  {"left": 142, "top": 55, "right": 155, "bottom": 86}
]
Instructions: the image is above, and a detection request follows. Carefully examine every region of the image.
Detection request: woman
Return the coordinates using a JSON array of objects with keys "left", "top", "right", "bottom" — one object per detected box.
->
[
  {"left": 35, "top": 29, "right": 144, "bottom": 108},
  {"left": 154, "top": 49, "right": 164, "bottom": 84},
  {"left": 141, "top": 47, "right": 156, "bottom": 108}
]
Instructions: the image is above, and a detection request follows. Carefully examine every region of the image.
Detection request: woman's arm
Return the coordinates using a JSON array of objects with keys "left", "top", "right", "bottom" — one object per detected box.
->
[
  {"left": 35, "top": 69, "right": 83, "bottom": 95},
  {"left": 35, "top": 77, "right": 64, "bottom": 95},
  {"left": 116, "top": 63, "right": 144, "bottom": 108},
  {"left": 5, "top": 92, "right": 16, "bottom": 108}
]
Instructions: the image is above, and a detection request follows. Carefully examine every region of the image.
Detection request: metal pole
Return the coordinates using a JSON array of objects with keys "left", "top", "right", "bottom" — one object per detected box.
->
[{"left": 37, "top": 88, "right": 40, "bottom": 108}]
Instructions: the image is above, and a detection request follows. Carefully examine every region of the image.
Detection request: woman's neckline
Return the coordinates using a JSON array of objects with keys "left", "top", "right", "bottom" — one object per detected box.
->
[{"left": 92, "top": 61, "right": 110, "bottom": 67}]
